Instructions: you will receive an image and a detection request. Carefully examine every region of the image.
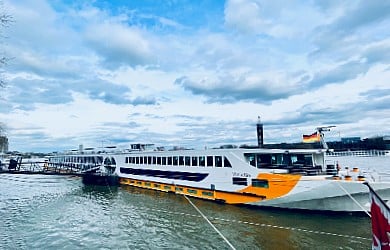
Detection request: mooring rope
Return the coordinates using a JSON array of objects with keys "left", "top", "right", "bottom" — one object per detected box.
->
[
  {"left": 123, "top": 203, "right": 370, "bottom": 241},
  {"left": 183, "top": 195, "right": 237, "bottom": 250},
  {"left": 335, "top": 181, "right": 371, "bottom": 218},
  {"left": 105, "top": 176, "right": 115, "bottom": 196}
]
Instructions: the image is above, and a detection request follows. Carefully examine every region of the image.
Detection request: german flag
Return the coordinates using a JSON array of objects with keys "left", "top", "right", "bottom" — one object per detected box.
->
[{"left": 302, "top": 132, "right": 320, "bottom": 143}]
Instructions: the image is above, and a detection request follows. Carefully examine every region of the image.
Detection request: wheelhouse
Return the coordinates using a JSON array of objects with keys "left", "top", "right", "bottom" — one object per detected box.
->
[{"left": 243, "top": 149, "right": 325, "bottom": 175}]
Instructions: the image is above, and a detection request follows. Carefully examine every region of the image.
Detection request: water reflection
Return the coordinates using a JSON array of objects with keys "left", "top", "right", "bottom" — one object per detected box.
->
[
  {"left": 0, "top": 174, "right": 373, "bottom": 249},
  {"left": 119, "top": 185, "right": 371, "bottom": 249}
]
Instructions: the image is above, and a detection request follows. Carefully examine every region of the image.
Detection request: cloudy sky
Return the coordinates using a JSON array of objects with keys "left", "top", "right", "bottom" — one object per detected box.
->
[{"left": 0, "top": 0, "right": 389, "bottom": 153}]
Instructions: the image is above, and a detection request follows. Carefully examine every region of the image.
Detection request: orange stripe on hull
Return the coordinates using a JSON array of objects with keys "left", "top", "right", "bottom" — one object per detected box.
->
[{"left": 119, "top": 177, "right": 269, "bottom": 204}]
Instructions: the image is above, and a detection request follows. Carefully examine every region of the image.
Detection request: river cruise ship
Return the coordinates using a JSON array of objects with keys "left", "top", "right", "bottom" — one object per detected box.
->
[{"left": 47, "top": 144, "right": 390, "bottom": 213}]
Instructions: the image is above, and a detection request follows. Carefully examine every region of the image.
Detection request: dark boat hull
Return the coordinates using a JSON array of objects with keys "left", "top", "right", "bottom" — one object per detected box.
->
[{"left": 82, "top": 174, "right": 119, "bottom": 186}]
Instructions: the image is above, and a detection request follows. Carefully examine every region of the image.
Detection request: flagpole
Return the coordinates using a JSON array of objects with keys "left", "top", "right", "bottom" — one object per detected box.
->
[
  {"left": 364, "top": 182, "right": 390, "bottom": 249},
  {"left": 364, "top": 182, "right": 390, "bottom": 211}
]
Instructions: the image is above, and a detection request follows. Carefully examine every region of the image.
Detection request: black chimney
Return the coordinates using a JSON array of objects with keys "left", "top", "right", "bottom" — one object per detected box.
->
[{"left": 256, "top": 116, "right": 264, "bottom": 148}]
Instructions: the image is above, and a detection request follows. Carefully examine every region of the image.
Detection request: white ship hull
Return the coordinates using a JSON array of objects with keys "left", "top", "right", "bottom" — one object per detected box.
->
[
  {"left": 48, "top": 146, "right": 390, "bottom": 213},
  {"left": 251, "top": 181, "right": 390, "bottom": 212}
]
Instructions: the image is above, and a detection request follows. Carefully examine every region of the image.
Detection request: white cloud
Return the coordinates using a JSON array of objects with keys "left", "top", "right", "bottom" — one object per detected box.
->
[
  {"left": 1, "top": 0, "right": 389, "bottom": 152},
  {"left": 85, "top": 21, "right": 152, "bottom": 67},
  {"left": 224, "top": 0, "right": 266, "bottom": 34},
  {"left": 224, "top": 0, "right": 328, "bottom": 38}
]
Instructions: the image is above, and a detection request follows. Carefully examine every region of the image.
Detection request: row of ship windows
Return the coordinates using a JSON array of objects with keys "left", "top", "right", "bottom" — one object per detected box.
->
[
  {"left": 125, "top": 156, "right": 232, "bottom": 168},
  {"left": 49, "top": 156, "right": 104, "bottom": 164}
]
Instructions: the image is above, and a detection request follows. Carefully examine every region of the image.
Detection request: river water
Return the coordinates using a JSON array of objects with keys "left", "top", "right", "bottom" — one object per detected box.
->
[{"left": 0, "top": 156, "right": 389, "bottom": 250}]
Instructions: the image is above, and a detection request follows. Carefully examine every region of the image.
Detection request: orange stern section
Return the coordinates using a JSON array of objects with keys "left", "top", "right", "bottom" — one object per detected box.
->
[{"left": 243, "top": 173, "right": 300, "bottom": 200}]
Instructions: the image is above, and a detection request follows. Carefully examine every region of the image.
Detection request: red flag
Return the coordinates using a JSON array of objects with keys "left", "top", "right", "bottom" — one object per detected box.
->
[{"left": 368, "top": 184, "right": 390, "bottom": 249}]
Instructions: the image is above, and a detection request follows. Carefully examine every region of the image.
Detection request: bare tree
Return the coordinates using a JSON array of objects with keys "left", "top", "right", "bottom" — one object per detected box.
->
[
  {"left": 0, "top": 2, "right": 12, "bottom": 88},
  {"left": 0, "top": 2, "right": 12, "bottom": 136}
]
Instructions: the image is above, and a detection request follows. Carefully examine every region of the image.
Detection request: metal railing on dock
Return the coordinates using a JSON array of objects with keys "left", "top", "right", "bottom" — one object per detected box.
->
[{"left": 0, "top": 158, "right": 83, "bottom": 176}]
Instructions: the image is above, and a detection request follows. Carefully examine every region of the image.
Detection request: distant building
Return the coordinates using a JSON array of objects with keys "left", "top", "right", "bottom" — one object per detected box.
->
[
  {"left": 363, "top": 136, "right": 390, "bottom": 150},
  {"left": 341, "top": 137, "right": 361, "bottom": 144},
  {"left": 384, "top": 136, "right": 390, "bottom": 150},
  {"left": 0, "top": 135, "right": 8, "bottom": 153},
  {"left": 327, "top": 135, "right": 390, "bottom": 151}
]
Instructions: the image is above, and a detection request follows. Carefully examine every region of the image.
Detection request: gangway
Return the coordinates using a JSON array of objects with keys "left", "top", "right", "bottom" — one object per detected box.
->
[{"left": 0, "top": 157, "right": 82, "bottom": 176}]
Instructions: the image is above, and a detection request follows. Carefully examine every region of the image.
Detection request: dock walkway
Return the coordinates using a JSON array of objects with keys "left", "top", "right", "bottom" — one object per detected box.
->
[{"left": 0, "top": 158, "right": 82, "bottom": 176}]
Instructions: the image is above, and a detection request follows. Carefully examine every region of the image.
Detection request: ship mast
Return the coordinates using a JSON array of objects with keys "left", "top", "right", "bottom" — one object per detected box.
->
[
  {"left": 256, "top": 116, "right": 264, "bottom": 148},
  {"left": 316, "top": 126, "right": 335, "bottom": 150}
]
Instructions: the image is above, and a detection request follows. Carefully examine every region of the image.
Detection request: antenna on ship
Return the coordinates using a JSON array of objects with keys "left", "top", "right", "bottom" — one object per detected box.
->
[
  {"left": 316, "top": 125, "right": 335, "bottom": 150},
  {"left": 256, "top": 116, "right": 264, "bottom": 148}
]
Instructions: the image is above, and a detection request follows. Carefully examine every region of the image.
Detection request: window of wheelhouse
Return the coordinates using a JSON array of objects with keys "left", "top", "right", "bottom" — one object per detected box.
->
[
  {"left": 167, "top": 156, "right": 172, "bottom": 165},
  {"left": 271, "top": 154, "right": 281, "bottom": 165},
  {"left": 244, "top": 153, "right": 256, "bottom": 167},
  {"left": 245, "top": 153, "right": 291, "bottom": 168},
  {"left": 257, "top": 154, "right": 271, "bottom": 168},
  {"left": 304, "top": 154, "right": 313, "bottom": 166},
  {"left": 273, "top": 153, "right": 290, "bottom": 166},
  {"left": 290, "top": 154, "right": 310, "bottom": 166}
]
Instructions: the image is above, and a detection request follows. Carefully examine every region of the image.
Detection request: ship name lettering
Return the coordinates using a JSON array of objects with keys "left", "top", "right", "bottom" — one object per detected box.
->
[{"left": 232, "top": 172, "right": 251, "bottom": 178}]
